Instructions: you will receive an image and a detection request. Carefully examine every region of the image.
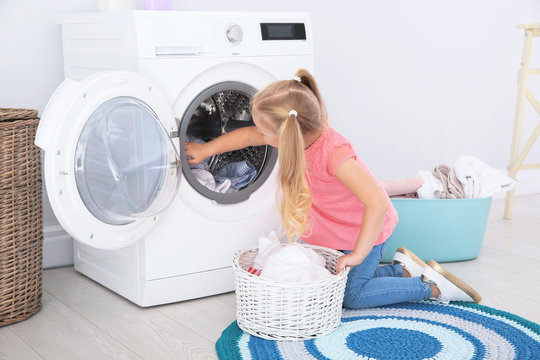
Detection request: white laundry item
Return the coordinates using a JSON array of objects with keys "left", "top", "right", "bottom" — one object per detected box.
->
[
  {"left": 454, "top": 156, "right": 515, "bottom": 198},
  {"left": 191, "top": 169, "right": 232, "bottom": 193},
  {"left": 252, "top": 232, "right": 333, "bottom": 282},
  {"left": 191, "top": 169, "right": 216, "bottom": 190},
  {"left": 215, "top": 178, "right": 231, "bottom": 193},
  {"left": 454, "top": 156, "right": 480, "bottom": 198},
  {"left": 416, "top": 171, "right": 443, "bottom": 199},
  {"left": 253, "top": 231, "right": 282, "bottom": 269},
  {"left": 260, "top": 246, "right": 333, "bottom": 282}
]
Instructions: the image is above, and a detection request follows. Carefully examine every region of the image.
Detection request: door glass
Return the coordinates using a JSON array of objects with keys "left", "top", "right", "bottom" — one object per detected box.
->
[{"left": 75, "top": 97, "right": 179, "bottom": 225}]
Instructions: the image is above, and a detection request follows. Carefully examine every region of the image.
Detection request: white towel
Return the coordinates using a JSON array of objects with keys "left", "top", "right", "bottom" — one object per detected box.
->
[
  {"left": 416, "top": 171, "right": 443, "bottom": 199},
  {"left": 454, "top": 156, "right": 515, "bottom": 198}
]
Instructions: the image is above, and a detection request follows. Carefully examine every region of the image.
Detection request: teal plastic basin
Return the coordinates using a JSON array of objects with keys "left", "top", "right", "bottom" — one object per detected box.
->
[{"left": 381, "top": 197, "right": 492, "bottom": 263}]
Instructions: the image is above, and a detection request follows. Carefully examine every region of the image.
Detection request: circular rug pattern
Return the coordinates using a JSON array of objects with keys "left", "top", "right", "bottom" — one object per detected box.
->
[{"left": 216, "top": 301, "right": 540, "bottom": 360}]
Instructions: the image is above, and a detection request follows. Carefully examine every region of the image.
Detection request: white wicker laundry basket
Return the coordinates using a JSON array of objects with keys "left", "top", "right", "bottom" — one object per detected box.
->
[{"left": 233, "top": 244, "right": 349, "bottom": 341}]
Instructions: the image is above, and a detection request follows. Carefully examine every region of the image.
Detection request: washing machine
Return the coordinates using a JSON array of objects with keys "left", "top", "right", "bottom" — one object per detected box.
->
[{"left": 36, "top": 11, "right": 313, "bottom": 306}]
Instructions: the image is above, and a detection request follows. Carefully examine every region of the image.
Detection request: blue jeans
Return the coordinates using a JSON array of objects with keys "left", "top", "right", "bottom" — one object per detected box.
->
[{"left": 342, "top": 240, "right": 432, "bottom": 309}]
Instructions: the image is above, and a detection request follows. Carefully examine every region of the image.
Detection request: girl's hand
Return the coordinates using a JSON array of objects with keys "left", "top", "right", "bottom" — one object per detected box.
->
[
  {"left": 184, "top": 142, "right": 208, "bottom": 164},
  {"left": 336, "top": 251, "right": 365, "bottom": 273}
]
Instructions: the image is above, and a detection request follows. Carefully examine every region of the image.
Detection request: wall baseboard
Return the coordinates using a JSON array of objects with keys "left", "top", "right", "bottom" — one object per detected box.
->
[{"left": 43, "top": 224, "right": 73, "bottom": 269}]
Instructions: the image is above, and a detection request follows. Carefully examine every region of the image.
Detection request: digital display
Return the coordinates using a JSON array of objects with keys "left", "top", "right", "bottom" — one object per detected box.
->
[{"left": 260, "top": 23, "right": 306, "bottom": 41}]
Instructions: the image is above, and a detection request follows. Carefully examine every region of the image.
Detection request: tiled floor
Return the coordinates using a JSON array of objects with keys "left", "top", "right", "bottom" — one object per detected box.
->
[{"left": 1, "top": 195, "right": 539, "bottom": 359}]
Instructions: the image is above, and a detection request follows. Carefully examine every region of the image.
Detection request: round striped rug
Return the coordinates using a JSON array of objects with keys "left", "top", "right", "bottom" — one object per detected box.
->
[{"left": 216, "top": 301, "right": 540, "bottom": 360}]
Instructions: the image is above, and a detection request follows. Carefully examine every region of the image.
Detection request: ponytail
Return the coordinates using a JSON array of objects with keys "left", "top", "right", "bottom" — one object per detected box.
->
[
  {"left": 295, "top": 69, "right": 328, "bottom": 124},
  {"left": 277, "top": 113, "right": 311, "bottom": 242},
  {"left": 251, "top": 68, "right": 327, "bottom": 242}
]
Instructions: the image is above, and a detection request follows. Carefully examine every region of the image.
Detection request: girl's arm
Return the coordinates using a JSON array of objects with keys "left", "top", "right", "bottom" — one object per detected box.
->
[
  {"left": 335, "top": 158, "right": 389, "bottom": 273},
  {"left": 185, "top": 126, "right": 266, "bottom": 164}
]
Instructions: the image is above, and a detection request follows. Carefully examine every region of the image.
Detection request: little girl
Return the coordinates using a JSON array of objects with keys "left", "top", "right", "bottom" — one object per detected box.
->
[{"left": 185, "top": 69, "right": 481, "bottom": 308}]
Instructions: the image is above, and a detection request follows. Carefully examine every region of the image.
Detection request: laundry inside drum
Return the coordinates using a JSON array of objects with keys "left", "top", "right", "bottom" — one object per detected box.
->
[{"left": 183, "top": 86, "right": 274, "bottom": 200}]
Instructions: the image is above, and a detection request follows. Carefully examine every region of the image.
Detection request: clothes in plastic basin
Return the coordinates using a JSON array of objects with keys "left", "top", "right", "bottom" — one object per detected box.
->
[{"left": 381, "top": 197, "right": 492, "bottom": 263}]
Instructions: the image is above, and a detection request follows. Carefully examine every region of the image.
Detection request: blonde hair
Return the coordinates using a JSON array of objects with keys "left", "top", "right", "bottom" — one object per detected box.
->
[{"left": 251, "top": 69, "right": 328, "bottom": 242}]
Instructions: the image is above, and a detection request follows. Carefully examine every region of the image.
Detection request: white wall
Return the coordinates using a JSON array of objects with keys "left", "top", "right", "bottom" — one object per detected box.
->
[{"left": 1, "top": 1, "right": 539, "bottom": 266}]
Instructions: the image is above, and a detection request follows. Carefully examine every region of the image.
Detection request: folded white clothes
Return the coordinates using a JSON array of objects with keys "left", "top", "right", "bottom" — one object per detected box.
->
[
  {"left": 416, "top": 170, "right": 443, "bottom": 199},
  {"left": 252, "top": 232, "right": 333, "bottom": 282},
  {"left": 454, "top": 156, "right": 515, "bottom": 198}
]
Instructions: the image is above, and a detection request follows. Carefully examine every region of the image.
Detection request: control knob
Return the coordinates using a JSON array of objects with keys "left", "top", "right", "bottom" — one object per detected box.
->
[{"left": 226, "top": 24, "right": 243, "bottom": 45}]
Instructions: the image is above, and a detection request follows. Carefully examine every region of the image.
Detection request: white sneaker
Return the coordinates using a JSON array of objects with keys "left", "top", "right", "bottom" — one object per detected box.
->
[
  {"left": 392, "top": 247, "right": 427, "bottom": 278},
  {"left": 422, "top": 260, "right": 482, "bottom": 303}
]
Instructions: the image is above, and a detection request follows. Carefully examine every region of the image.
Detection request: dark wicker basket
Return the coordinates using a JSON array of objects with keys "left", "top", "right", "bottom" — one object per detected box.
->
[{"left": 0, "top": 108, "right": 43, "bottom": 326}]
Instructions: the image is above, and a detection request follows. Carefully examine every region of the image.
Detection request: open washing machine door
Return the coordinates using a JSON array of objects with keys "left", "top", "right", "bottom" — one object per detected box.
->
[{"left": 36, "top": 71, "right": 180, "bottom": 249}]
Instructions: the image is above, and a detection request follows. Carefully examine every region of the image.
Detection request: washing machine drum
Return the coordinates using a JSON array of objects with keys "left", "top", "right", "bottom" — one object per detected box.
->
[{"left": 180, "top": 82, "right": 277, "bottom": 204}]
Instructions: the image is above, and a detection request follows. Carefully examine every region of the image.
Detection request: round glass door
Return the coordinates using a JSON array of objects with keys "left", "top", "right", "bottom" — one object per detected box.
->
[
  {"left": 179, "top": 82, "right": 277, "bottom": 204},
  {"left": 74, "top": 96, "right": 180, "bottom": 225}
]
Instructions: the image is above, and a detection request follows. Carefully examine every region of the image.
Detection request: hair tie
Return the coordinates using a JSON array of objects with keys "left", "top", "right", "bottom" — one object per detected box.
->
[
  {"left": 288, "top": 110, "right": 298, "bottom": 117},
  {"left": 292, "top": 76, "right": 301, "bottom": 82}
]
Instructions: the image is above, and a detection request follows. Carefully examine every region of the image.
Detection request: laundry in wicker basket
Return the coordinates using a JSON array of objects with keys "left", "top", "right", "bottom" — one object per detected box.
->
[
  {"left": 252, "top": 232, "right": 333, "bottom": 282},
  {"left": 234, "top": 239, "right": 349, "bottom": 340}
]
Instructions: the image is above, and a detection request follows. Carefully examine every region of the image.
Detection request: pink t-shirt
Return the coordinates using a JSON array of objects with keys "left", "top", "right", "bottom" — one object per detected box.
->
[{"left": 302, "top": 127, "right": 398, "bottom": 250}]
